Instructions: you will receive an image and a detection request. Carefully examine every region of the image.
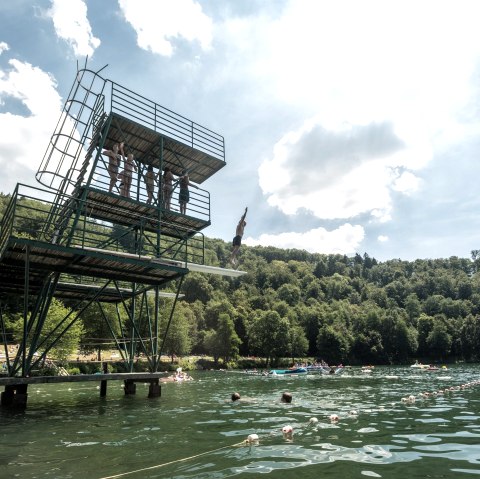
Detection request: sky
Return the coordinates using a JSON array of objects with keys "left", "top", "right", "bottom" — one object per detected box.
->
[{"left": 1, "top": 0, "right": 480, "bottom": 262}]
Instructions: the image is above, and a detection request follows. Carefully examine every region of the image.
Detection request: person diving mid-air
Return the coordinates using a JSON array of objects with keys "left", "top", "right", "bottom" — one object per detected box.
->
[{"left": 229, "top": 207, "right": 248, "bottom": 267}]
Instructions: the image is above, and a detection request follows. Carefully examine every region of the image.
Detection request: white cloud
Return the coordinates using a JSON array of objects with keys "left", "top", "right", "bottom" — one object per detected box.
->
[
  {"left": 0, "top": 42, "right": 9, "bottom": 55},
  {"left": 244, "top": 223, "right": 365, "bottom": 255},
  {"left": 392, "top": 170, "right": 422, "bottom": 194},
  {"left": 258, "top": 118, "right": 424, "bottom": 222},
  {"left": 217, "top": 0, "right": 480, "bottom": 166},
  {"left": 378, "top": 235, "right": 389, "bottom": 243},
  {"left": 255, "top": 1, "right": 480, "bottom": 129},
  {"left": 0, "top": 59, "right": 62, "bottom": 192},
  {"left": 47, "top": 0, "right": 100, "bottom": 57},
  {"left": 118, "top": 0, "right": 213, "bottom": 56}
]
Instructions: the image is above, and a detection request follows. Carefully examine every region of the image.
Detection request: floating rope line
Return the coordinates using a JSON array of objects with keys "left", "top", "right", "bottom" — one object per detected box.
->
[{"left": 98, "top": 440, "right": 248, "bottom": 479}]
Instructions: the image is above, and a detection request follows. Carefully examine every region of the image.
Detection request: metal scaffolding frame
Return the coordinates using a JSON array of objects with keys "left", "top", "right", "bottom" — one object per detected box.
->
[{"left": 0, "top": 61, "right": 229, "bottom": 384}]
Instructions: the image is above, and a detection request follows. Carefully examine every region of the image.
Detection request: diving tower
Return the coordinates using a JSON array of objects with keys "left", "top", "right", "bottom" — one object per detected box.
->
[{"left": 0, "top": 62, "right": 244, "bottom": 408}]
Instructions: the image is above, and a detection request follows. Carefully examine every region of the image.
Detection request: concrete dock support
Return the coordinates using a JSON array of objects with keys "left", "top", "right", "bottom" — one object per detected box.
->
[{"left": 1, "top": 384, "right": 28, "bottom": 409}]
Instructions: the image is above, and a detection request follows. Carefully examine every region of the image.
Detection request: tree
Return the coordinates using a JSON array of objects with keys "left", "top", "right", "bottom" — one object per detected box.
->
[
  {"left": 316, "top": 325, "right": 351, "bottom": 364},
  {"left": 161, "top": 309, "right": 192, "bottom": 362},
  {"left": 248, "top": 311, "right": 290, "bottom": 366},
  {"left": 405, "top": 293, "right": 422, "bottom": 325},
  {"left": 203, "top": 314, "right": 241, "bottom": 365},
  {"left": 426, "top": 321, "right": 452, "bottom": 360},
  {"left": 277, "top": 283, "right": 301, "bottom": 306},
  {"left": 80, "top": 302, "right": 123, "bottom": 360},
  {"left": 351, "top": 331, "right": 385, "bottom": 364},
  {"left": 417, "top": 313, "right": 434, "bottom": 356},
  {"left": 11, "top": 298, "right": 84, "bottom": 362},
  {"left": 204, "top": 299, "right": 235, "bottom": 329},
  {"left": 460, "top": 315, "right": 480, "bottom": 360},
  {"left": 289, "top": 324, "right": 308, "bottom": 361},
  {"left": 182, "top": 273, "right": 214, "bottom": 303}
]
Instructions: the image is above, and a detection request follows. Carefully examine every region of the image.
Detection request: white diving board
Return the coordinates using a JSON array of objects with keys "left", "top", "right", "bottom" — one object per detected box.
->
[
  {"left": 150, "top": 258, "right": 246, "bottom": 277},
  {"left": 72, "top": 245, "right": 247, "bottom": 277}
]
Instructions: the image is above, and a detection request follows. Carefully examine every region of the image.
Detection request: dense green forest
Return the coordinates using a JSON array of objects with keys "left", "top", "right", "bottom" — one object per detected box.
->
[{"left": 2, "top": 192, "right": 480, "bottom": 367}]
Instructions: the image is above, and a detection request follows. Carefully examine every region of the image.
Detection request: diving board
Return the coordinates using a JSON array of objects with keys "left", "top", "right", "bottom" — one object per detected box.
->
[
  {"left": 74, "top": 246, "right": 247, "bottom": 277},
  {"left": 150, "top": 258, "right": 246, "bottom": 277}
]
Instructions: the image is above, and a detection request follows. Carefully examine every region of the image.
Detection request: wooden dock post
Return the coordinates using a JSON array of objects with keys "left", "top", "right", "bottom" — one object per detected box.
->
[
  {"left": 124, "top": 379, "right": 136, "bottom": 395},
  {"left": 148, "top": 379, "right": 161, "bottom": 398},
  {"left": 100, "top": 362, "right": 108, "bottom": 397},
  {"left": 100, "top": 380, "right": 107, "bottom": 397}
]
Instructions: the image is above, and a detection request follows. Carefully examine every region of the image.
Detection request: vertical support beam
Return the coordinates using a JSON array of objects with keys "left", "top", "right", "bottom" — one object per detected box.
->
[
  {"left": 153, "top": 286, "right": 159, "bottom": 370},
  {"left": 156, "top": 136, "right": 164, "bottom": 257},
  {"left": 98, "top": 301, "right": 126, "bottom": 363},
  {"left": 128, "top": 285, "right": 136, "bottom": 372},
  {"left": 25, "top": 274, "right": 60, "bottom": 372},
  {"left": 159, "top": 276, "right": 185, "bottom": 358},
  {"left": 0, "top": 303, "right": 11, "bottom": 375},
  {"left": 22, "top": 244, "right": 30, "bottom": 376}
]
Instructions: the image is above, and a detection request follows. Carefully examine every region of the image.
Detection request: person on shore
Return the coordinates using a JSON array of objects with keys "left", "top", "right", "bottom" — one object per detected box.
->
[{"left": 229, "top": 207, "right": 248, "bottom": 266}]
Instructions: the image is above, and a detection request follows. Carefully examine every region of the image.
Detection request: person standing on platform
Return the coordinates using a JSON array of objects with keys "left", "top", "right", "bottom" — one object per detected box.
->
[
  {"left": 145, "top": 165, "right": 157, "bottom": 205},
  {"left": 162, "top": 166, "right": 174, "bottom": 210},
  {"left": 179, "top": 169, "right": 194, "bottom": 214},
  {"left": 103, "top": 142, "right": 125, "bottom": 193},
  {"left": 229, "top": 207, "right": 248, "bottom": 266},
  {"left": 120, "top": 153, "right": 137, "bottom": 198}
]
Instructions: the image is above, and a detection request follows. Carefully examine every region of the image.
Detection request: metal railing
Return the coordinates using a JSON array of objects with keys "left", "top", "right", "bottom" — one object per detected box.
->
[
  {"left": 91, "top": 158, "right": 210, "bottom": 221},
  {"left": 0, "top": 186, "right": 18, "bottom": 259},
  {"left": 36, "top": 65, "right": 225, "bottom": 197},
  {"left": 0, "top": 184, "right": 205, "bottom": 266},
  {"left": 111, "top": 82, "right": 224, "bottom": 161}
]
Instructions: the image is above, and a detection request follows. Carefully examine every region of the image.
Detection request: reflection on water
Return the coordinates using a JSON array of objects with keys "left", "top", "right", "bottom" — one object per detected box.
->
[{"left": 1, "top": 365, "right": 480, "bottom": 478}]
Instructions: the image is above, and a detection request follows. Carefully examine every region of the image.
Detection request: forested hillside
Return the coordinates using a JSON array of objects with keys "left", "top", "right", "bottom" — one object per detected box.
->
[{"left": 2, "top": 192, "right": 480, "bottom": 366}]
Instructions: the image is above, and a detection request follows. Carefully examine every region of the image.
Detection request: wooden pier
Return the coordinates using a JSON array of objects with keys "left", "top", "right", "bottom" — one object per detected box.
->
[{"left": 0, "top": 372, "right": 165, "bottom": 409}]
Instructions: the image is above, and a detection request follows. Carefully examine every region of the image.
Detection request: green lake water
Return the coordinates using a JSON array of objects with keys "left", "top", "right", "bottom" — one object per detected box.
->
[{"left": 1, "top": 365, "right": 480, "bottom": 479}]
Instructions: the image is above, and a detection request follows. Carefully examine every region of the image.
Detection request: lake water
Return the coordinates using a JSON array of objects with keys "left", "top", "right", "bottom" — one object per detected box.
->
[{"left": 1, "top": 365, "right": 480, "bottom": 479}]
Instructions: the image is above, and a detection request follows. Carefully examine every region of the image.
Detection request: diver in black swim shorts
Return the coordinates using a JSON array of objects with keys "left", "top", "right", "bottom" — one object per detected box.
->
[{"left": 229, "top": 207, "right": 247, "bottom": 266}]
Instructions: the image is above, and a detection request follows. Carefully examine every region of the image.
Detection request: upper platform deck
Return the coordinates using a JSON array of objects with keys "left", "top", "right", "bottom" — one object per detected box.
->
[
  {"left": 36, "top": 67, "right": 226, "bottom": 194},
  {"left": 102, "top": 112, "right": 224, "bottom": 185}
]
